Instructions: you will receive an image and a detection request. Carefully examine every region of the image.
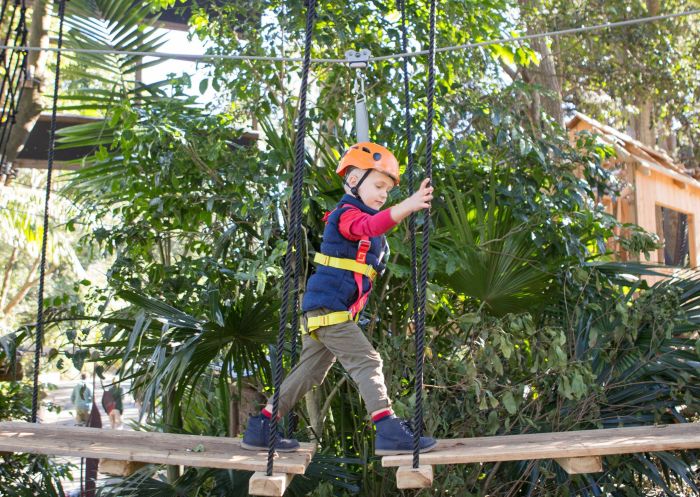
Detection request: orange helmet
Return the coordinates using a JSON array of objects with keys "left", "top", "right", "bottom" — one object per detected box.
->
[{"left": 337, "top": 142, "right": 400, "bottom": 185}]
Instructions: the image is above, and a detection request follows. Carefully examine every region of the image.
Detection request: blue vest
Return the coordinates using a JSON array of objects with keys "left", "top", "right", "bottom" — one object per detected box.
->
[{"left": 302, "top": 194, "right": 387, "bottom": 313}]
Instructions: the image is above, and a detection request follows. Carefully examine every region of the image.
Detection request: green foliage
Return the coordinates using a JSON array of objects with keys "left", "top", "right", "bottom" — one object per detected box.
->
[
  {"left": 394, "top": 267, "right": 700, "bottom": 496},
  {"left": 0, "top": 352, "right": 72, "bottom": 497},
  {"left": 0, "top": 453, "right": 72, "bottom": 497},
  {"left": 31, "top": 0, "right": 700, "bottom": 496}
]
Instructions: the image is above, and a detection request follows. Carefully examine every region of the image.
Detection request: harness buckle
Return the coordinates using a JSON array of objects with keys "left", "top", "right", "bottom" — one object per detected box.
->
[{"left": 356, "top": 239, "right": 371, "bottom": 263}]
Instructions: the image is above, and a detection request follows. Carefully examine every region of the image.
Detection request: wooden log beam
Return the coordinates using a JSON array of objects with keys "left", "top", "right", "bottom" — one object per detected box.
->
[
  {"left": 555, "top": 456, "right": 602, "bottom": 474},
  {"left": 249, "top": 472, "right": 292, "bottom": 496},
  {"left": 396, "top": 465, "right": 433, "bottom": 489}
]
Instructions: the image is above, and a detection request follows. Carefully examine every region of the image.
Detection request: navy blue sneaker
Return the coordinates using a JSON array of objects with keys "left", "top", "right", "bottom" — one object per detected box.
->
[
  {"left": 241, "top": 414, "right": 300, "bottom": 452},
  {"left": 374, "top": 416, "right": 437, "bottom": 455}
]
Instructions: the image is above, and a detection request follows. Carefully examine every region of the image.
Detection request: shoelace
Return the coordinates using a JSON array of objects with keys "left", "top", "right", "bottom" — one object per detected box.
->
[{"left": 399, "top": 420, "right": 415, "bottom": 437}]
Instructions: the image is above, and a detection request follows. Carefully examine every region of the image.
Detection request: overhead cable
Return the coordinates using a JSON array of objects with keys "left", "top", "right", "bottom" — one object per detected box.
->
[{"left": 0, "top": 9, "right": 697, "bottom": 65}]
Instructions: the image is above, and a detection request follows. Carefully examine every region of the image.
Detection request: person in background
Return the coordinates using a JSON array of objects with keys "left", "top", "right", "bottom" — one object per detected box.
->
[
  {"left": 101, "top": 381, "right": 124, "bottom": 429},
  {"left": 70, "top": 373, "right": 92, "bottom": 425}
]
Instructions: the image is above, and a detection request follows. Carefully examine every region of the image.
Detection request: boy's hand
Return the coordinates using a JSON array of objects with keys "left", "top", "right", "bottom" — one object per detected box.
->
[{"left": 390, "top": 178, "right": 434, "bottom": 223}]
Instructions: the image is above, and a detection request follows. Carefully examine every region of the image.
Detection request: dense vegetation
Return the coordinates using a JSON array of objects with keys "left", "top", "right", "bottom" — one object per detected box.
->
[{"left": 1, "top": 0, "right": 699, "bottom": 495}]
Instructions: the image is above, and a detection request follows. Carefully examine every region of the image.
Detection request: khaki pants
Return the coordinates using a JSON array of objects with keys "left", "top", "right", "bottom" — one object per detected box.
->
[
  {"left": 271, "top": 308, "right": 391, "bottom": 416},
  {"left": 75, "top": 409, "right": 89, "bottom": 424}
]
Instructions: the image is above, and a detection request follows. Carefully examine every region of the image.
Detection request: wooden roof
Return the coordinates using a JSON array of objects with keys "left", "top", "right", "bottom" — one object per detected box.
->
[
  {"left": 14, "top": 114, "right": 259, "bottom": 171},
  {"left": 567, "top": 112, "right": 698, "bottom": 184}
]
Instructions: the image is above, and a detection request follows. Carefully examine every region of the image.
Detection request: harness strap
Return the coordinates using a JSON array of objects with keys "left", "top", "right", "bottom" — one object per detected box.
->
[
  {"left": 313, "top": 252, "right": 377, "bottom": 280},
  {"left": 306, "top": 311, "right": 356, "bottom": 332},
  {"left": 308, "top": 206, "right": 376, "bottom": 336},
  {"left": 349, "top": 238, "right": 371, "bottom": 317},
  {"left": 305, "top": 310, "right": 359, "bottom": 340}
]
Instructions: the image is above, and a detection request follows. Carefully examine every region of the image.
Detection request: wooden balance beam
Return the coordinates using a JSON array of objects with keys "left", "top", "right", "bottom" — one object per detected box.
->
[
  {"left": 381, "top": 423, "right": 700, "bottom": 489},
  {"left": 0, "top": 422, "right": 316, "bottom": 496}
]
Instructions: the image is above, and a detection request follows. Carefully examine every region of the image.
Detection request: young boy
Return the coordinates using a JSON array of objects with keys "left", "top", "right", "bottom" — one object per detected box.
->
[{"left": 242, "top": 142, "right": 436, "bottom": 455}]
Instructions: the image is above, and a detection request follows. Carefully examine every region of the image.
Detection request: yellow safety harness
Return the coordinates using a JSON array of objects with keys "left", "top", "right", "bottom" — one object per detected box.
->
[{"left": 305, "top": 234, "right": 377, "bottom": 338}]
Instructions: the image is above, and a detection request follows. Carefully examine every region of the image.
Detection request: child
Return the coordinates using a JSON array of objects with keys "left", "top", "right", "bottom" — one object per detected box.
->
[{"left": 242, "top": 142, "right": 436, "bottom": 455}]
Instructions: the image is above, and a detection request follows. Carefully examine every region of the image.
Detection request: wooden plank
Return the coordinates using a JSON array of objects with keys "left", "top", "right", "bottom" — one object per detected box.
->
[
  {"left": 555, "top": 456, "right": 602, "bottom": 474},
  {"left": 396, "top": 465, "right": 433, "bottom": 489},
  {"left": 249, "top": 472, "right": 291, "bottom": 496},
  {"left": 382, "top": 424, "right": 700, "bottom": 467},
  {"left": 0, "top": 422, "right": 315, "bottom": 474}
]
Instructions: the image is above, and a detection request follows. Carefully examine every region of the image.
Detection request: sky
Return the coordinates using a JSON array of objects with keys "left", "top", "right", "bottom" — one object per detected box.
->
[{"left": 141, "top": 27, "right": 217, "bottom": 103}]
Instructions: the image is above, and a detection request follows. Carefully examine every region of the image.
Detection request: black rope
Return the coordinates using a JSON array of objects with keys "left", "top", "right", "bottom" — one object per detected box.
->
[
  {"left": 397, "top": 0, "right": 420, "bottom": 385},
  {"left": 267, "top": 0, "right": 316, "bottom": 476},
  {"left": 0, "top": 0, "right": 12, "bottom": 33},
  {"left": 286, "top": 214, "right": 301, "bottom": 437},
  {"left": 0, "top": 0, "right": 28, "bottom": 171},
  {"left": 31, "top": 0, "right": 66, "bottom": 423},
  {"left": 0, "top": 0, "right": 20, "bottom": 108},
  {"left": 413, "top": 0, "right": 436, "bottom": 469},
  {"left": 0, "top": 2, "right": 27, "bottom": 135}
]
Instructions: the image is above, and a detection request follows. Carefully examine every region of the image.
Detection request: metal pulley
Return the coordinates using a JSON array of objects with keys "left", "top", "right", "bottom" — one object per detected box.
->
[{"left": 345, "top": 49, "right": 371, "bottom": 143}]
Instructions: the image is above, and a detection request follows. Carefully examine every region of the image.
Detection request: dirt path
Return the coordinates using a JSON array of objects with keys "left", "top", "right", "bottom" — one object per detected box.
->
[{"left": 39, "top": 372, "right": 141, "bottom": 495}]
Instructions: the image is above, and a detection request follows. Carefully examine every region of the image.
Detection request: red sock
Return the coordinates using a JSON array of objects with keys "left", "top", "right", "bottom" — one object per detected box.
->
[{"left": 372, "top": 409, "right": 393, "bottom": 423}]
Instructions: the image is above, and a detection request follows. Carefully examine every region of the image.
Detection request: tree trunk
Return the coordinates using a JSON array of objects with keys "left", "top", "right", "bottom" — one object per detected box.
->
[
  {"left": 631, "top": 0, "right": 660, "bottom": 146},
  {"left": 2, "top": 257, "right": 57, "bottom": 315},
  {"left": 632, "top": 98, "right": 654, "bottom": 146},
  {"left": 2, "top": 256, "right": 41, "bottom": 315},
  {"left": 519, "top": 0, "right": 564, "bottom": 129},
  {"left": 2, "top": 0, "right": 52, "bottom": 184},
  {"left": 164, "top": 387, "right": 182, "bottom": 482},
  {"left": 0, "top": 247, "right": 18, "bottom": 308}
]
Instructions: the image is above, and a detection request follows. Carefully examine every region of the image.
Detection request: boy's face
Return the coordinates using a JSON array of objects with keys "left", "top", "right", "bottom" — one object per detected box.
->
[{"left": 347, "top": 169, "right": 396, "bottom": 209}]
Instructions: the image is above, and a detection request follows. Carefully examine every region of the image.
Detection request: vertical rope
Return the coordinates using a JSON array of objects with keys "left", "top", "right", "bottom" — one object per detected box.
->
[
  {"left": 413, "top": 0, "right": 436, "bottom": 469},
  {"left": 31, "top": 0, "right": 66, "bottom": 423},
  {"left": 283, "top": 0, "right": 300, "bottom": 438},
  {"left": 286, "top": 214, "right": 301, "bottom": 437},
  {"left": 397, "top": 0, "right": 420, "bottom": 366},
  {"left": 268, "top": 0, "right": 316, "bottom": 476}
]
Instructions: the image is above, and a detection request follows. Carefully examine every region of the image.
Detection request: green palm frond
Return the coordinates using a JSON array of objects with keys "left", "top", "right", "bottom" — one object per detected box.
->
[
  {"left": 62, "top": 0, "right": 168, "bottom": 113},
  {"left": 96, "top": 287, "right": 278, "bottom": 418},
  {"left": 433, "top": 185, "right": 554, "bottom": 316}
]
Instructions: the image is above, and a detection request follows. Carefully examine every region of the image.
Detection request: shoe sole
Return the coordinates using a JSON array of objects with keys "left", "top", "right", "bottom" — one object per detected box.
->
[
  {"left": 240, "top": 442, "right": 300, "bottom": 453},
  {"left": 374, "top": 442, "right": 438, "bottom": 456}
]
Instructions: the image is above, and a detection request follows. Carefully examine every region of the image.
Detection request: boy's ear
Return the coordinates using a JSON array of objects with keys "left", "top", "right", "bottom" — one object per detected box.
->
[{"left": 345, "top": 173, "right": 358, "bottom": 187}]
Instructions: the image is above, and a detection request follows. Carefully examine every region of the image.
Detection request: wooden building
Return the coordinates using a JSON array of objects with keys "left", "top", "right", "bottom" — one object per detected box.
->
[{"left": 567, "top": 112, "right": 700, "bottom": 275}]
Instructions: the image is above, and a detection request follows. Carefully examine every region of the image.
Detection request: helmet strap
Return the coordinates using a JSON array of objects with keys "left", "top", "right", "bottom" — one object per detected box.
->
[{"left": 347, "top": 169, "right": 372, "bottom": 202}]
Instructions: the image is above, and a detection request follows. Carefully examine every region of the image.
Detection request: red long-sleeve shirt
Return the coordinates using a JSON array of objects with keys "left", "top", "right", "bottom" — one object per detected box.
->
[{"left": 338, "top": 207, "right": 397, "bottom": 241}]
